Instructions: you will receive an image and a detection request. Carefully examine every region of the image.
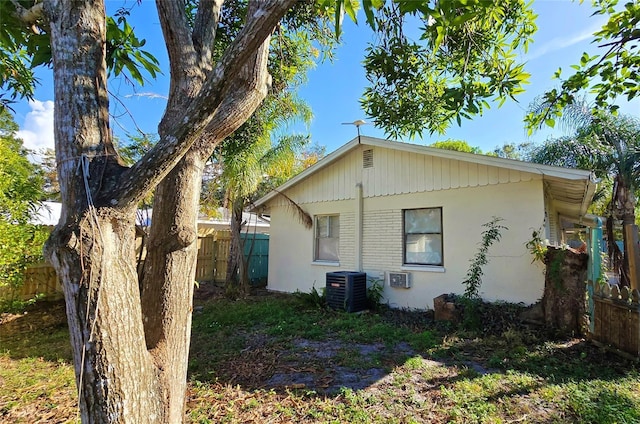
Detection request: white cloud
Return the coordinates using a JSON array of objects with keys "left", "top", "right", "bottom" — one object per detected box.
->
[
  {"left": 124, "top": 92, "right": 168, "bottom": 100},
  {"left": 527, "top": 21, "right": 605, "bottom": 61},
  {"left": 17, "top": 99, "right": 55, "bottom": 154}
]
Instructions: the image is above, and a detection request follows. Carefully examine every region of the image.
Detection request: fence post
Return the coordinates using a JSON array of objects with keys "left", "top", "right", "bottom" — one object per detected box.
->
[{"left": 624, "top": 224, "right": 640, "bottom": 291}]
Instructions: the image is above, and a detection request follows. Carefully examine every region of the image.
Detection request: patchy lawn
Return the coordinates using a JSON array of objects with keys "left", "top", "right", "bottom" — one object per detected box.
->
[{"left": 1, "top": 284, "right": 639, "bottom": 423}]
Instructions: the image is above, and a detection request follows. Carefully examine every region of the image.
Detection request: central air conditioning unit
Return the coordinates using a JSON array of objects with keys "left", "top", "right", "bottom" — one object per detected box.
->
[
  {"left": 387, "top": 272, "right": 410, "bottom": 289},
  {"left": 325, "top": 271, "right": 367, "bottom": 312}
]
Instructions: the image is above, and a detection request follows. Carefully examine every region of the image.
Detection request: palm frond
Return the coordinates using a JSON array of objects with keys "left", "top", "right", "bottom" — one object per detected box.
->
[{"left": 273, "top": 189, "right": 312, "bottom": 229}]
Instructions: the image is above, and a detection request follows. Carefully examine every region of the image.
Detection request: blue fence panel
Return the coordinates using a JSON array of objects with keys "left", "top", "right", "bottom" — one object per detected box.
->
[{"left": 241, "top": 233, "right": 269, "bottom": 286}]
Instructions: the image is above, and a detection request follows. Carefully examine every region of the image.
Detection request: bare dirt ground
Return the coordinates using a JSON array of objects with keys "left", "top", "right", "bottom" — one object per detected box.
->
[{"left": 0, "top": 300, "right": 67, "bottom": 338}]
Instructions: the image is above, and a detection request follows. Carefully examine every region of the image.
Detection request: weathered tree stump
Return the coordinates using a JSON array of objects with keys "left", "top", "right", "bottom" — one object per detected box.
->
[
  {"left": 542, "top": 247, "right": 588, "bottom": 335},
  {"left": 433, "top": 293, "right": 460, "bottom": 323}
]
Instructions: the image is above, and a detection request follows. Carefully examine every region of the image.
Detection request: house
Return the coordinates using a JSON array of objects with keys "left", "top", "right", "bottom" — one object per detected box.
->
[
  {"left": 28, "top": 203, "right": 270, "bottom": 287},
  {"left": 197, "top": 208, "right": 270, "bottom": 236},
  {"left": 31, "top": 201, "right": 62, "bottom": 227},
  {"left": 253, "top": 136, "right": 597, "bottom": 309}
]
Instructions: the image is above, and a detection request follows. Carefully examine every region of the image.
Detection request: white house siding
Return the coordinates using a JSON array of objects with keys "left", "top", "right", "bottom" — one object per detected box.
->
[
  {"left": 267, "top": 181, "right": 548, "bottom": 309},
  {"left": 266, "top": 200, "right": 357, "bottom": 294},
  {"left": 269, "top": 145, "right": 535, "bottom": 206},
  {"left": 263, "top": 144, "right": 572, "bottom": 309},
  {"left": 359, "top": 181, "right": 547, "bottom": 309}
]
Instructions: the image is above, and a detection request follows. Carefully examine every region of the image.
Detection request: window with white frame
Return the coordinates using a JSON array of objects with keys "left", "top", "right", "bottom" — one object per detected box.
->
[
  {"left": 315, "top": 215, "right": 339, "bottom": 262},
  {"left": 404, "top": 207, "right": 443, "bottom": 266}
]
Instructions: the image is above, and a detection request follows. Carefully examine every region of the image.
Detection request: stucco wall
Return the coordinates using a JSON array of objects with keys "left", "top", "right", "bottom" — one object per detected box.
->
[
  {"left": 267, "top": 200, "right": 356, "bottom": 293},
  {"left": 267, "top": 179, "right": 547, "bottom": 310}
]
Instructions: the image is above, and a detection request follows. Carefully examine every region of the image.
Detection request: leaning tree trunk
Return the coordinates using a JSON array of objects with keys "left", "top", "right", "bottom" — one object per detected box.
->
[
  {"left": 542, "top": 247, "right": 589, "bottom": 335},
  {"left": 138, "top": 4, "right": 277, "bottom": 419},
  {"left": 44, "top": 1, "right": 160, "bottom": 421},
  {"left": 41, "top": 0, "right": 296, "bottom": 422}
]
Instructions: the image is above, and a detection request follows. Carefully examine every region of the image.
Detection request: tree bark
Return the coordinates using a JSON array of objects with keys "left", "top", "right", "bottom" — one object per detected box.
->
[
  {"left": 41, "top": 0, "right": 296, "bottom": 422},
  {"left": 225, "top": 197, "right": 247, "bottom": 295},
  {"left": 44, "top": 1, "right": 159, "bottom": 421},
  {"left": 139, "top": 151, "right": 202, "bottom": 422},
  {"left": 137, "top": 0, "right": 293, "bottom": 420},
  {"left": 542, "top": 247, "right": 589, "bottom": 335}
]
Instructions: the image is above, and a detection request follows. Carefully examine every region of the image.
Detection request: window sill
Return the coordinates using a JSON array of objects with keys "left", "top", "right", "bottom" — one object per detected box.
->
[
  {"left": 401, "top": 265, "right": 445, "bottom": 273},
  {"left": 311, "top": 261, "right": 341, "bottom": 267}
]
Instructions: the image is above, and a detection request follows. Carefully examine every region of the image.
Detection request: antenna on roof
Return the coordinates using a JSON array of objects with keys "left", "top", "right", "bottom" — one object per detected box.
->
[{"left": 341, "top": 119, "right": 368, "bottom": 142}]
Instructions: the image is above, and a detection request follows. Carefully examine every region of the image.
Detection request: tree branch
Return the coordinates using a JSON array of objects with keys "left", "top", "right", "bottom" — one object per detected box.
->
[
  {"left": 194, "top": 29, "right": 273, "bottom": 160},
  {"left": 192, "top": 0, "right": 223, "bottom": 73},
  {"left": 104, "top": 0, "right": 297, "bottom": 207},
  {"left": 155, "top": 0, "right": 202, "bottom": 108},
  {"left": 10, "top": 0, "right": 44, "bottom": 26}
]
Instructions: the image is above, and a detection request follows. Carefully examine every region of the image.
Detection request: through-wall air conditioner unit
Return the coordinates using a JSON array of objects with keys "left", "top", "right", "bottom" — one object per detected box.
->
[
  {"left": 387, "top": 272, "right": 410, "bottom": 289},
  {"left": 326, "top": 271, "right": 367, "bottom": 312}
]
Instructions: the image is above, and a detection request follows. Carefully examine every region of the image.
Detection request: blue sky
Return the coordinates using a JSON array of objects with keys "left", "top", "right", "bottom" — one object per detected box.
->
[{"left": 12, "top": 0, "right": 640, "bottom": 157}]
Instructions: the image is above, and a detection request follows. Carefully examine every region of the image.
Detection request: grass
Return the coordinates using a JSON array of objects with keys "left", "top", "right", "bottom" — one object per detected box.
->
[{"left": 1, "top": 288, "right": 639, "bottom": 423}]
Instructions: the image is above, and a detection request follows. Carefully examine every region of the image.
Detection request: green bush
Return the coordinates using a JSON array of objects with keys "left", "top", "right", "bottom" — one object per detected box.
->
[
  {"left": 0, "top": 109, "right": 48, "bottom": 310},
  {"left": 294, "top": 285, "right": 326, "bottom": 309}
]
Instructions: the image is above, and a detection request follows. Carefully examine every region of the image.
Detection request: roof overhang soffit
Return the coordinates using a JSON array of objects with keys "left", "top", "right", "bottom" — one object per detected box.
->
[{"left": 543, "top": 174, "right": 597, "bottom": 218}]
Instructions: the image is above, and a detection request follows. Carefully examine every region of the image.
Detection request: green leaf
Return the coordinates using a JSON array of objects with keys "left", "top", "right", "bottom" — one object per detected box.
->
[
  {"left": 343, "top": 0, "right": 358, "bottom": 24},
  {"left": 334, "top": 0, "right": 344, "bottom": 39},
  {"left": 362, "top": 0, "right": 379, "bottom": 29}
]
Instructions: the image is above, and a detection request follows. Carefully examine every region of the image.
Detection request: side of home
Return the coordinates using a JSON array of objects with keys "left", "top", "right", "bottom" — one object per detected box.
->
[{"left": 255, "top": 137, "right": 595, "bottom": 310}]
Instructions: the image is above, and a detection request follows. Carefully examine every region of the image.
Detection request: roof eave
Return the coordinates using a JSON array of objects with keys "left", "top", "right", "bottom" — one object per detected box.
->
[
  {"left": 253, "top": 136, "right": 595, "bottom": 210},
  {"left": 253, "top": 137, "right": 361, "bottom": 208}
]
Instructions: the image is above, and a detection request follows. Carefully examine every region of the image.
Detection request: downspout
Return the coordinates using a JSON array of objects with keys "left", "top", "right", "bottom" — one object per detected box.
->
[{"left": 355, "top": 183, "right": 363, "bottom": 272}]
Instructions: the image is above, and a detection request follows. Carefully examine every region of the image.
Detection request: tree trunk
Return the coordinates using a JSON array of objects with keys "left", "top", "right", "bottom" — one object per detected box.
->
[
  {"left": 225, "top": 198, "right": 247, "bottom": 296},
  {"left": 44, "top": 1, "right": 160, "bottom": 421},
  {"left": 542, "top": 247, "right": 589, "bottom": 335},
  {"left": 140, "top": 152, "right": 204, "bottom": 422},
  {"left": 42, "top": 0, "right": 296, "bottom": 422},
  {"left": 613, "top": 174, "right": 638, "bottom": 288},
  {"left": 47, "top": 210, "right": 161, "bottom": 422},
  {"left": 138, "top": 12, "right": 277, "bottom": 415},
  {"left": 620, "top": 181, "right": 638, "bottom": 290}
]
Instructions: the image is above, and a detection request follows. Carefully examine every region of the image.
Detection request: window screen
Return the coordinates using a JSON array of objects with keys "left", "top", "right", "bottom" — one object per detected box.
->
[
  {"left": 404, "top": 208, "right": 443, "bottom": 266},
  {"left": 315, "top": 215, "right": 339, "bottom": 261}
]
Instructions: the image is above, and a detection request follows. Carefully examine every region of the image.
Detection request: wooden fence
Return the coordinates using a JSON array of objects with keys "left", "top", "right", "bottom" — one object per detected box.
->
[
  {"left": 195, "top": 231, "right": 269, "bottom": 285},
  {"left": 243, "top": 233, "right": 269, "bottom": 286},
  {"left": 587, "top": 281, "right": 640, "bottom": 357},
  {"left": 0, "top": 263, "right": 63, "bottom": 302},
  {"left": 2, "top": 231, "right": 269, "bottom": 302}
]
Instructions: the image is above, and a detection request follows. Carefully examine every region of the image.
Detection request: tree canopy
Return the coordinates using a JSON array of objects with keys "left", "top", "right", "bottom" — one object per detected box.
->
[
  {"left": 429, "top": 139, "right": 483, "bottom": 154},
  {"left": 360, "top": 0, "right": 537, "bottom": 138},
  {"left": 525, "top": 0, "right": 640, "bottom": 130},
  {"left": 0, "top": 109, "right": 47, "bottom": 303}
]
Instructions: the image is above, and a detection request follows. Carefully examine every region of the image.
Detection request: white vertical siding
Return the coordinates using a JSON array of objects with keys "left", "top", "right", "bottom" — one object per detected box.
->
[
  {"left": 269, "top": 145, "right": 544, "bottom": 207},
  {"left": 450, "top": 159, "right": 460, "bottom": 188},
  {"left": 433, "top": 156, "right": 443, "bottom": 189},
  {"left": 424, "top": 155, "right": 434, "bottom": 191}
]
